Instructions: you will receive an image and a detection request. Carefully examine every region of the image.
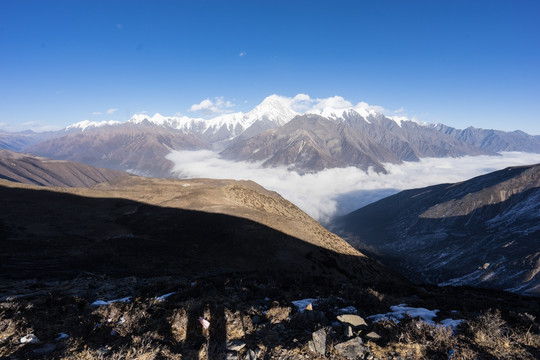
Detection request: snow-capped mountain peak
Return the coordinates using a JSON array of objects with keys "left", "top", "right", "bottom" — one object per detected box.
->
[
  {"left": 245, "top": 94, "right": 299, "bottom": 126},
  {"left": 66, "top": 120, "right": 121, "bottom": 131}
]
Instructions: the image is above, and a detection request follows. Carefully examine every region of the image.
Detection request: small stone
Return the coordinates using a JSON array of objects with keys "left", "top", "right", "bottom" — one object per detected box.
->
[
  {"left": 33, "top": 343, "right": 56, "bottom": 355},
  {"left": 226, "top": 352, "right": 239, "bottom": 360},
  {"left": 365, "top": 331, "right": 381, "bottom": 340},
  {"left": 336, "top": 314, "right": 367, "bottom": 328},
  {"left": 226, "top": 339, "right": 246, "bottom": 352},
  {"left": 308, "top": 328, "right": 326, "bottom": 355},
  {"left": 335, "top": 337, "right": 368, "bottom": 360},
  {"left": 345, "top": 325, "right": 353, "bottom": 338}
]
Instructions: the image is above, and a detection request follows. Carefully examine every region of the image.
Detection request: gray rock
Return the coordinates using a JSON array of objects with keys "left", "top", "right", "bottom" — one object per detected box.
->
[
  {"left": 345, "top": 325, "right": 353, "bottom": 338},
  {"left": 366, "top": 331, "right": 381, "bottom": 340},
  {"left": 337, "top": 314, "right": 367, "bottom": 328},
  {"left": 33, "top": 343, "right": 56, "bottom": 355},
  {"left": 225, "top": 352, "right": 239, "bottom": 360},
  {"left": 308, "top": 328, "right": 326, "bottom": 355},
  {"left": 226, "top": 339, "right": 246, "bottom": 351},
  {"left": 335, "top": 337, "right": 369, "bottom": 360}
]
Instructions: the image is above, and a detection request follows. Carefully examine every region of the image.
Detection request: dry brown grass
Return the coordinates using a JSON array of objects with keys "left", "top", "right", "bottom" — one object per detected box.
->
[
  {"left": 265, "top": 305, "right": 292, "bottom": 324},
  {"left": 465, "top": 309, "right": 540, "bottom": 359}
]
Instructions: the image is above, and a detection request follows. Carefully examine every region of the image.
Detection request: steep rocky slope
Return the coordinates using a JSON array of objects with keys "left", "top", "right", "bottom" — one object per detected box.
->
[
  {"left": 333, "top": 164, "right": 540, "bottom": 296},
  {"left": 221, "top": 114, "right": 401, "bottom": 173}
]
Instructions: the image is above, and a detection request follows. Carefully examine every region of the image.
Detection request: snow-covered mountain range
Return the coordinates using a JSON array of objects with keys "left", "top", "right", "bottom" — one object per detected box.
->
[{"left": 2, "top": 94, "right": 540, "bottom": 176}]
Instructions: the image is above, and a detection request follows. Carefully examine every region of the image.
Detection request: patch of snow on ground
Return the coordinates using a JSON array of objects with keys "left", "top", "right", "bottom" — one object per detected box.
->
[
  {"left": 367, "top": 304, "right": 439, "bottom": 324},
  {"left": 368, "top": 304, "right": 464, "bottom": 332},
  {"left": 91, "top": 296, "right": 131, "bottom": 306},
  {"left": 155, "top": 292, "right": 176, "bottom": 302}
]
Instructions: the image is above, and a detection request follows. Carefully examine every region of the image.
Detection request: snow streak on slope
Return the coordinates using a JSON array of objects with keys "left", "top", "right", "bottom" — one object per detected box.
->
[{"left": 167, "top": 151, "right": 540, "bottom": 222}]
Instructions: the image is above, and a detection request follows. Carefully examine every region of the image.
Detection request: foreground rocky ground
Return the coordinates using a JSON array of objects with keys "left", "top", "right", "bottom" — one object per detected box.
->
[
  {"left": 0, "top": 171, "right": 539, "bottom": 359},
  {"left": 1, "top": 271, "right": 539, "bottom": 360}
]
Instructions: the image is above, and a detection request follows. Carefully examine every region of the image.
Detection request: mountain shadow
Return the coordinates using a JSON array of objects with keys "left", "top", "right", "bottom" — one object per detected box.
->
[{"left": 0, "top": 181, "right": 395, "bottom": 286}]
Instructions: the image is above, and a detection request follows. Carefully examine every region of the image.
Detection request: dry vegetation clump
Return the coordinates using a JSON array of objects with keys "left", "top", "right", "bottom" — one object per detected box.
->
[
  {"left": 367, "top": 317, "right": 458, "bottom": 360},
  {"left": 265, "top": 305, "right": 292, "bottom": 324},
  {"left": 464, "top": 309, "right": 540, "bottom": 359},
  {"left": 0, "top": 305, "right": 30, "bottom": 357}
]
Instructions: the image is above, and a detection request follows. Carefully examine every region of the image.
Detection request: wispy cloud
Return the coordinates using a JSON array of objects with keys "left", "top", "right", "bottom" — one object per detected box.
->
[
  {"left": 166, "top": 151, "right": 540, "bottom": 223},
  {"left": 92, "top": 111, "right": 102, "bottom": 115},
  {"left": 106, "top": 108, "right": 119, "bottom": 115},
  {"left": 239, "top": 51, "right": 247, "bottom": 57},
  {"left": 189, "top": 96, "right": 235, "bottom": 116}
]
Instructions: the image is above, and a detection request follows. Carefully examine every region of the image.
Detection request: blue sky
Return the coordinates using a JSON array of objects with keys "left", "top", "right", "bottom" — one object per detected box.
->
[{"left": 1, "top": 0, "right": 539, "bottom": 134}]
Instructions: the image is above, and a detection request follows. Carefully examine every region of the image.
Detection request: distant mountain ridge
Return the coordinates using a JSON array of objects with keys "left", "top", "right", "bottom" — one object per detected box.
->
[
  {"left": 0, "top": 149, "right": 127, "bottom": 187},
  {"left": 332, "top": 163, "right": 540, "bottom": 296},
  {"left": 28, "top": 122, "right": 210, "bottom": 177},
  {"left": 2, "top": 94, "right": 540, "bottom": 176}
]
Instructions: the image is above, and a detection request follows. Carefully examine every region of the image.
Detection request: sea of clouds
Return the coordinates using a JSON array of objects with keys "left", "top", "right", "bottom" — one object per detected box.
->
[{"left": 166, "top": 151, "right": 540, "bottom": 223}]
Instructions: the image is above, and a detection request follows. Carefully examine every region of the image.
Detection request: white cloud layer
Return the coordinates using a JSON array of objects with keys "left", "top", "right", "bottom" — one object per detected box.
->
[
  {"left": 189, "top": 96, "right": 235, "bottom": 116},
  {"left": 166, "top": 151, "right": 540, "bottom": 223}
]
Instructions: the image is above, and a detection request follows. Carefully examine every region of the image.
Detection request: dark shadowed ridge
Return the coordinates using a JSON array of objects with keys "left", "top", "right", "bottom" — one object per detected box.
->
[
  {"left": 0, "top": 177, "right": 396, "bottom": 285},
  {"left": 332, "top": 163, "right": 540, "bottom": 296}
]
